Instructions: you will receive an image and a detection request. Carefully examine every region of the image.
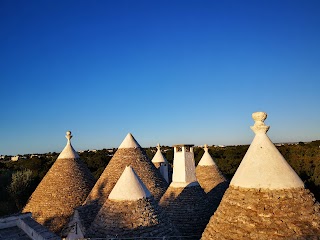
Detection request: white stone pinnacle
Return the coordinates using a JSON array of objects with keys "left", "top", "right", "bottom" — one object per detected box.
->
[
  {"left": 58, "top": 131, "right": 80, "bottom": 159},
  {"left": 198, "top": 144, "right": 216, "bottom": 166},
  {"left": 152, "top": 144, "right": 168, "bottom": 163},
  {"left": 230, "top": 112, "right": 304, "bottom": 189},
  {"left": 118, "top": 133, "right": 141, "bottom": 149},
  {"left": 109, "top": 166, "right": 151, "bottom": 201}
]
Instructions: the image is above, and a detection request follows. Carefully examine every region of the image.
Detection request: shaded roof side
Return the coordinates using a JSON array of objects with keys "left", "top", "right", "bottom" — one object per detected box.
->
[
  {"left": 20, "top": 217, "right": 61, "bottom": 240},
  {"left": 88, "top": 197, "right": 179, "bottom": 238},
  {"left": 71, "top": 204, "right": 99, "bottom": 237},
  {"left": 159, "top": 184, "right": 210, "bottom": 237},
  {"left": 0, "top": 226, "right": 31, "bottom": 240},
  {"left": 0, "top": 213, "right": 59, "bottom": 240}
]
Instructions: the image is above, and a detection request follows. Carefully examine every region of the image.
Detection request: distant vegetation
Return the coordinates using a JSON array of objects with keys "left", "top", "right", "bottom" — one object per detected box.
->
[{"left": 1, "top": 140, "right": 320, "bottom": 217}]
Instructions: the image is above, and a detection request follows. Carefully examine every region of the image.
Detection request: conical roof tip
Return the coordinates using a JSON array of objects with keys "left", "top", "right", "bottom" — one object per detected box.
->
[
  {"left": 152, "top": 144, "right": 168, "bottom": 163},
  {"left": 198, "top": 144, "right": 216, "bottom": 166},
  {"left": 58, "top": 131, "right": 80, "bottom": 159},
  {"left": 109, "top": 166, "right": 151, "bottom": 201},
  {"left": 230, "top": 112, "right": 304, "bottom": 189},
  {"left": 118, "top": 133, "right": 141, "bottom": 149}
]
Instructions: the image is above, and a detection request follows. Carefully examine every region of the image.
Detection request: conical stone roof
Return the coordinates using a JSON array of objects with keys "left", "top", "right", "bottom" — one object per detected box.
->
[
  {"left": 152, "top": 144, "right": 168, "bottom": 164},
  {"left": 196, "top": 144, "right": 227, "bottom": 193},
  {"left": 160, "top": 145, "right": 211, "bottom": 239},
  {"left": 152, "top": 144, "right": 171, "bottom": 183},
  {"left": 23, "top": 131, "right": 95, "bottom": 234},
  {"left": 87, "top": 166, "right": 179, "bottom": 238},
  {"left": 196, "top": 144, "right": 229, "bottom": 214},
  {"left": 160, "top": 184, "right": 210, "bottom": 238},
  {"left": 85, "top": 133, "right": 168, "bottom": 205},
  {"left": 74, "top": 133, "right": 168, "bottom": 236},
  {"left": 57, "top": 132, "right": 80, "bottom": 159},
  {"left": 202, "top": 112, "right": 320, "bottom": 240}
]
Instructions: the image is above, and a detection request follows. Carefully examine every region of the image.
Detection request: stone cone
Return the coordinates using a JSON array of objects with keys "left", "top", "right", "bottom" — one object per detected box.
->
[
  {"left": 87, "top": 166, "right": 179, "bottom": 238},
  {"left": 85, "top": 133, "right": 168, "bottom": 205},
  {"left": 74, "top": 133, "right": 168, "bottom": 236},
  {"left": 160, "top": 184, "right": 211, "bottom": 239},
  {"left": 160, "top": 144, "right": 211, "bottom": 239},
  {"left": 23, "top": 131, "right": 95, "bottom": 234},
  {"left": 202, "top": 112, "right": 320, "bottom": 240},
  {"left": 196, "top": 144, "right": 229, "bottom": 214},
  {"left": 152, "top": 144, "right": 171, "bottom": 183}
]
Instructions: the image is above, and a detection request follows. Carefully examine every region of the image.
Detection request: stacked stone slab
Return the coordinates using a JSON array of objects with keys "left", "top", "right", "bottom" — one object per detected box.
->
[
  {"left": 68, "top": 133, "right": 168, "bottom": 237},
  {"left": 196, "top": 144, "right": 228, "bottom": 213},
  {"left": 85, "top": 133, "right": 168, "bottom": 205},
  {"left": 202, "top": 112, "right": 320, "bottom": 240},
  {"left": 23, "top": 131, "right": 95, "bottom": 234},
  {"left": 160, "top": 144, "right": 210, "bottom": 239},
  {"left": 0, "top": 213, "right": 60, "bottom": 240},
  {"left": 85, "top": 166, "right": 179, "bottom": 238},
  {"left": 152, "top": 143, "right": 170, "bottom": 183}
]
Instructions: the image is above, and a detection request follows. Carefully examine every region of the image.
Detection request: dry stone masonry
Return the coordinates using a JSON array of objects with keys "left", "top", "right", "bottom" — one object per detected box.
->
[
  {"left": 160, "top": 184, "right": 211, "bottom": 238},
  {"left": 196, "top": 144, "right": 229, "bottom": 215},
  {"left": 18, "top": 113, "right": 320, "bottom": 239},
  {"left": 202, "top": 186, "right": 320, "bottom": 239},
  {"left": 23, "top": 131, "right": 95, "bottom": 235},
  {"left": 201, "top": 112, "right": 320, "bottom": 239},
  {"left": 85, "top": 133, "right": 168, "bottom": 206},
  {"left": 87, "top": 166, "right": 179, "bottom": 238},
  {"left": 70, "top": 133, "right": 168, "bottom": 237},
  {"left": 160, "top": 145, "right": 211, "bottom": 239}
]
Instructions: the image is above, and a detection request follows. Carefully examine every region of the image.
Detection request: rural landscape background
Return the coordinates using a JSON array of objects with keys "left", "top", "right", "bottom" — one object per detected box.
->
[
  {"left": 1, "top": 140, "right": 320, "bottom": 216},
  {"left": 1, "top": 2, "right": 320, "bottom": 235}
]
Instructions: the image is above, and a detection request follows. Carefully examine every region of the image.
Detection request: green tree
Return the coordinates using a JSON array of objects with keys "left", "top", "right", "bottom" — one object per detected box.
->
[{"left": 8, "top": 169, "right": 34, "bottom": 210}]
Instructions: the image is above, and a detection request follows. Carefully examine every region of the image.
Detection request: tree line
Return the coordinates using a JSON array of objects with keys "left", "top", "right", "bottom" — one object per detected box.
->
[{"left": 1, "top": 140, "right": 320, "bottom": 217}]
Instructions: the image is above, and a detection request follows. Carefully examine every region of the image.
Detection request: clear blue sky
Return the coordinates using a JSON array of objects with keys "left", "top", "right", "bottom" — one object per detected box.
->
[{"left": 1, "top": 0, "right": 320, "bottom": 155}]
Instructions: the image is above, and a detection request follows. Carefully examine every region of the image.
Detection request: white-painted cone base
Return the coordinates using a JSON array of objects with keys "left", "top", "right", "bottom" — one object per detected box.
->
[
  {"left": 109, "top": 166, "right": 151, "bottom": 201},
  {"left": 198, "top": 145, "right": 216, "bottom": 166},
  {"left": 152, "top": 144, "right": 168, "bottom": 164},
  {"left": 58, "top": 131, "right": 80, "bottom": 159},
  {"left": 230, "top": 112, "right": 304, "bottom": 189}
]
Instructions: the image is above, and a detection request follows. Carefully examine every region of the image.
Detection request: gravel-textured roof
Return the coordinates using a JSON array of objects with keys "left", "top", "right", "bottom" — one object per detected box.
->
[
  {"left": 23, "top": 132, "right": 95, "bottom": 234},
  {"left": 202, "top": 112, "right": 320, "bottom": 239}
]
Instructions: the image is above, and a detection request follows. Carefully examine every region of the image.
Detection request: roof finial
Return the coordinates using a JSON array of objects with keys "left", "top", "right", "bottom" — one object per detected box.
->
[
  {"left": 157, "top": 143, "right": 161, "bottom": 151},
  {"left": 66, "top": 131, "right": 72, "bottom": 142},
  {"left": 203, "top": 144, "right": 209, "bottom": 152},
  {"left": 250, "top": 112, "right": 270, "bottom": 134}
]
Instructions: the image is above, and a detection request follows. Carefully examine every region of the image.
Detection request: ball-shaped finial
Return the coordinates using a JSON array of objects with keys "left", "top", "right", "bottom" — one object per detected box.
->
[
  {"left": 203, "top": 144, "right": 208, "bottom": 151},
  {"left": 66, "top": 131, "right": 72, "bottom": 140},
  {"left": 252, "top": 112, "right": 267, "bottom": 122}
]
